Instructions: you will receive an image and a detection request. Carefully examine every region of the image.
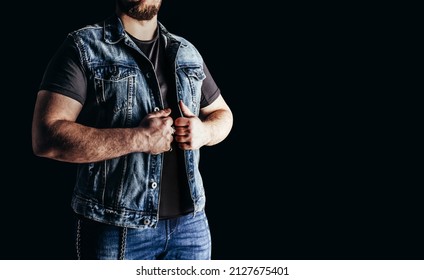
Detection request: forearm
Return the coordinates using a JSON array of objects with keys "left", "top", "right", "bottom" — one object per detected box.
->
[
  {"left": 203, "top": 109, "right": 233, "bottom": 146},
  {"left": 35, "top": 120, "right": 143, "bottom": 163}
]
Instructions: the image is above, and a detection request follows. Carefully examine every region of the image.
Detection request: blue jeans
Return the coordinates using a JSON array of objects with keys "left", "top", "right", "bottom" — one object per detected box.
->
[{"left": 75, "top": 211, "right": 211, "bottom": 260}]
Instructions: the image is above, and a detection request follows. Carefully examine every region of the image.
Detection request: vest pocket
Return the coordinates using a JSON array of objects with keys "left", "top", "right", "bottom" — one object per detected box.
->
[
  {"left": 93, "top": 65, "right": 137, "bottom": 127},
  {"left": 75, "top": 161, "right": 106, "bottom": 203},
  {"left": 177, "top": 66, "right": 205, "bottom": 115}
]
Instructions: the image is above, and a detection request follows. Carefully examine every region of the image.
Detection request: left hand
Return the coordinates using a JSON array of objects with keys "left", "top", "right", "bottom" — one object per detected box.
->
[{"left": 174, "top": 101, "right": 209, "bottom": 150}]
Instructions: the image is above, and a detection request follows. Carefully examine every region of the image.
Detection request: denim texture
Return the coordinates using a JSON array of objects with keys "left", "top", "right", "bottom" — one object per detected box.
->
[
  {"left": 77, "top": 211, "right": 211, "bottom": 260},
  {"left": 69, "top": 15, "right": 207, "bottom": 228}
]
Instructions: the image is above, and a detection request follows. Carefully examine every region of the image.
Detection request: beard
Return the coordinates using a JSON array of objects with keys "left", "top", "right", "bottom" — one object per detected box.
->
[{"left": 117, "top": 0, "right": 162, "bottom": 21}]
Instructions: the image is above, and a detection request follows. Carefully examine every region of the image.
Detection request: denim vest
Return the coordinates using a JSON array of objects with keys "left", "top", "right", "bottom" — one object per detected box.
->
[{"left": 70, "top": 16, "right": 206, "bottom": 229}]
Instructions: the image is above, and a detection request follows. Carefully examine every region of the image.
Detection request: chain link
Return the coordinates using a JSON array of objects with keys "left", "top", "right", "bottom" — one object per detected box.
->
[
  {"left": 76, "top": 219, "right": 81, "bottom": 260},
  {"left": 76, "top": 218, "right": 127, "bottom": 260},
  {"left": 119, "top": 227, "right": 128, "bottom": 260}
]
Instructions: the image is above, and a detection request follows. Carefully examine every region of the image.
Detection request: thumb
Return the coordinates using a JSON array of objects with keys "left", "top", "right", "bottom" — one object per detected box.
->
[{"left": 179, "top": 101, "right": 195, "bottom": 117}]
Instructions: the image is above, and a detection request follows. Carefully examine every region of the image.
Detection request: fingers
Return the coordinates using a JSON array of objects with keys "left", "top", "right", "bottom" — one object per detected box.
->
[
  {"left": 173, "top": 105, "right": 195, "bottom": 149},
  {"left": 174, "top": 126, "right": 189, "bottom": 139},
  {"left": 174, "top": 116, "right": 190, "bottom": 127},
  {"left": 163, "top": 116, "right": 174, "bottom": 128},
  {"left": 151, "top": 128, "right": 174, "bottom": 155},
  {"left": 148, "top": 108, "right": 173, "bottom": 128},
  {"left": 174, "top": 126, "right": 193, "bottom": 150},
  {"left": 170, "top": 125, "right": 176, "bottom": 135},
  {"left": 164, "top": 122, "right": 175, "bottom": 143},
  {"left": 149, "top": 107, "right": 172, "bottom": 118},
  {"left": 151, "top": 108, "right": 174, "bottom": 129},
  {"left": 139, "top": 108, "right": 176, "bottom": 154},
  {"left": 164, "top": 120, "right": 175, "bottom": 151},
  {"left": 144, "top": 104, "right": 197, "bottom": 152}
]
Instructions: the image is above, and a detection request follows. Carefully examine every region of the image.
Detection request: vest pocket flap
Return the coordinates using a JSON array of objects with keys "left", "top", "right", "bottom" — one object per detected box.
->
[
  {"left": 94, "top": 65, "right": 137, "bottom": 82},
  {"left": 181, "top": 66, "right": 206, "bottom": 81}
]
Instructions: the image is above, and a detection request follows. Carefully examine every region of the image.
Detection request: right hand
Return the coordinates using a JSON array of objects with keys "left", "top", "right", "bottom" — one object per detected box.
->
[{"left": 138, "top": 108, "right": 174, "bottom": 154}]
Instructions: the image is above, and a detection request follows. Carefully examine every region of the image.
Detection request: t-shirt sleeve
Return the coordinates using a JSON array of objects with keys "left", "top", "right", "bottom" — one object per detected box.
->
[
  {"left": 200, "top": 62, "right": 221, "bottom": 108},
  {"left": 39, "top": 35, "right": 87, "bottom": 105}
]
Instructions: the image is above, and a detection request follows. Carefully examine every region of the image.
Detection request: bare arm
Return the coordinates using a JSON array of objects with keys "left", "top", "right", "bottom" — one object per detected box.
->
[
  {"left": 174, "top": 95, "right": 233, "bottom": 150},
  {"left": 32, "top": 90, "right": 174, "bottom": 163}
]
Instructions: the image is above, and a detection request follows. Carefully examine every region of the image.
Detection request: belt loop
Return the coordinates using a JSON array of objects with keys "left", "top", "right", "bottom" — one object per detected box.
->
[{"left": 119, "top": 227, "right": 128, "bottom": 260}]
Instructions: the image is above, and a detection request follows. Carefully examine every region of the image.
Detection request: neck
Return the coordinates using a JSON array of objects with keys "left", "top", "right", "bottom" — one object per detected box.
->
[{"left": 118, "top": 13, "right": 158, "bottom": 41}]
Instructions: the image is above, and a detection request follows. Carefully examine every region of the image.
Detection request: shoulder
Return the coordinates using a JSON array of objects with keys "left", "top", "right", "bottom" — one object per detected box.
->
[
  {"left": 65, "top": 18, "right": 110, "bottom": 61},
  {"left": 68, "top": 21, "right": 103, "bottom": 41},
  {"left": 166, "top": 31, "right": 199, "bottom": 53},
  {"left": 164, "top": 31, "right": 204, "bottom": 65}
]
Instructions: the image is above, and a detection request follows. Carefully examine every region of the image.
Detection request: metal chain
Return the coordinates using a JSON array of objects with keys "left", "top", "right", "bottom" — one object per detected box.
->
[
  {"left": 119, "top": 227, "right": 128, "bottom": 260},
  {"left": 76, "top": 219, "right": 81, "bottom": 260},
  {"left": 77, "top": 219, "right": 127, "bottom": 260}
]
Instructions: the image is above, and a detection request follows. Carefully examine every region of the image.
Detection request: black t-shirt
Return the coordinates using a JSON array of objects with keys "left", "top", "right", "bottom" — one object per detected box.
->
[
  {"left": 39, "top": 34, "right": 220, "bottom": 107},
  {"left": 40, "top": 28, "right": 220, "bottom": 219}
]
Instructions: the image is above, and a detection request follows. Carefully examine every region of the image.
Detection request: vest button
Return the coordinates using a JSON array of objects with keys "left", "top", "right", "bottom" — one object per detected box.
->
[
  {"left": 143, "top": 219, "right": 150, "bottom": 225},
  {"left": 151, "top": 182, "right": 157, "bottom": 189},
  {"left": 153, "top": 107, "right": 160, "bottom": 112}
]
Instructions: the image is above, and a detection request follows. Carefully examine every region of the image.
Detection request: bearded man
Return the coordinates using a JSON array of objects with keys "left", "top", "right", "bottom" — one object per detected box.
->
[{"left": 32, "top": 0, "right": 233, "bottom": 260}]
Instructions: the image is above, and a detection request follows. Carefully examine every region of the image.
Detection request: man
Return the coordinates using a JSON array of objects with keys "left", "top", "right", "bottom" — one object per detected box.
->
[{"left": 31, "top": 0, "right": 233, "bottom": 260}]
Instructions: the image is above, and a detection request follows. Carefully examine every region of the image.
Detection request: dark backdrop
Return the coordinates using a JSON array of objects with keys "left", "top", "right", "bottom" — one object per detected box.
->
[{"left": 1, "top": 0, "right": 420, "bottom": 260}]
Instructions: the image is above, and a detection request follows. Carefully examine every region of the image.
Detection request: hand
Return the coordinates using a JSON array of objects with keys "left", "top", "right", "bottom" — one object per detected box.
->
[
  {"left": 138, "top": 108, "right": 174, "bottom": 154},
  {"left": 174, "top": 101, "right": 209, "bottom": 150}
]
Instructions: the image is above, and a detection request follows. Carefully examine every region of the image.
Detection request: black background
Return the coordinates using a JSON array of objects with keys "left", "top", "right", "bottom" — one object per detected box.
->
[{"left": 1, "top": 0, "right": 421, "bottom": 260}]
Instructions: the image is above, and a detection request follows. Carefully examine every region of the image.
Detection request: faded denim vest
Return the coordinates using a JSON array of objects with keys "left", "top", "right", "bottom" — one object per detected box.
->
[{"left": 70, "top": 16, "right": 206, "bottom": 229}]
